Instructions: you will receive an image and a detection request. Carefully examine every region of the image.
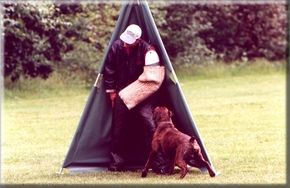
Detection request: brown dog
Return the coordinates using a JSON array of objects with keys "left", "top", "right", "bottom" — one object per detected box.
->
[{"left": 141, "top": 106, "right": 217, "bottom": 179}]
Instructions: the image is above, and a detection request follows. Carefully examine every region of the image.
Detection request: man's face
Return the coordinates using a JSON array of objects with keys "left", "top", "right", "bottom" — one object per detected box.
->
[{"left": 124, "top": 39, "right": 140, "bottom": 47}]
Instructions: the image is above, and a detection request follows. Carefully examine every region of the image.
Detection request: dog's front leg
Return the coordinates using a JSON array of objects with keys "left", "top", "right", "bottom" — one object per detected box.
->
[{"left": 141, "top": 150, "right": 157, "bottom": 178}]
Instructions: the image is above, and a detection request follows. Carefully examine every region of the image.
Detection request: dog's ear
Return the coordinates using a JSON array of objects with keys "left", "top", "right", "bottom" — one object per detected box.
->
[
  {"left": 168, "top": 110, "right": 173, "bottom": 117},
  {"left": 153, "top": 109, "right": 161, "bottom": 122},
  {"left": 189, "top": 136, "right": 196, "bottom": 142}
]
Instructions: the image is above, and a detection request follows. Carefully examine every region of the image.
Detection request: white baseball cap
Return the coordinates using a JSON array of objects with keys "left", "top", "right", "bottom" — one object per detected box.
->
[{"left": 120, "top": 24, "right": 142, "bottom": 44}]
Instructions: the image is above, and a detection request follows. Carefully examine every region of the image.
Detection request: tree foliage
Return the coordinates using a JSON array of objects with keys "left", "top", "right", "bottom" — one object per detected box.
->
[
  {"left": 157, "top": 3, "right": 287, "bottom": 65},
  {"left": 2, "top": 2, "right": 287, "bottom": 82},
  {"left": 3, "top": 3, "right": 79, "bottom": 81},
  {"left": 52, "top": 3, "right": 121, "bottom": 85},
  {"left": 3, "top": 2, "right": 121, "bottom": 83},
  {"left": 195, "top": 3, "right": 287, "bottom": 62}
]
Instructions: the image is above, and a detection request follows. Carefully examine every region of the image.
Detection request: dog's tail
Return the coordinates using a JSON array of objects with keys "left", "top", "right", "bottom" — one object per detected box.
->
[{"left": 189, "top": 136, "right": 197, "bottom": 142}]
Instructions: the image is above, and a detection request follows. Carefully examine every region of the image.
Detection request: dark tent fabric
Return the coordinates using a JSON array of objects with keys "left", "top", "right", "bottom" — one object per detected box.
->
[{"left": 59, "top": 0, "right": 216, "bottom": 174}]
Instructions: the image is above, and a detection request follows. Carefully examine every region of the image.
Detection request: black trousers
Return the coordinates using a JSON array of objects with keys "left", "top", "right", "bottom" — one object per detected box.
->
[{"left": 110, "top": 94, "right": 156, "bottom": 167}]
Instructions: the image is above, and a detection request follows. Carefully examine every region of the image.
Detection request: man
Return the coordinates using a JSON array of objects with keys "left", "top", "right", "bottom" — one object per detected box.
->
[{"left": 104, "top": 24, "right": 165, "bottom": 172}]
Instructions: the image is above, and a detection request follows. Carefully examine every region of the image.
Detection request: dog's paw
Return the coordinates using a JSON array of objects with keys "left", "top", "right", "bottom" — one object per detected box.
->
[{"left": 141, "top": 171, "right": 148, "bottom": 178}]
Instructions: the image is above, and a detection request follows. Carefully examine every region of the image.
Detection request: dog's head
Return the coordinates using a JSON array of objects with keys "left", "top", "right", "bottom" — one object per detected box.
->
[{"left": 153, "top": 106, "right": 173, "bottom": 123}]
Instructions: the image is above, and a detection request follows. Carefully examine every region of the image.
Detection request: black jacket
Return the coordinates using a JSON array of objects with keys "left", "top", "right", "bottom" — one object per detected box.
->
[{"left": 104, "top": 39, "right": 152, "bottom": 92}]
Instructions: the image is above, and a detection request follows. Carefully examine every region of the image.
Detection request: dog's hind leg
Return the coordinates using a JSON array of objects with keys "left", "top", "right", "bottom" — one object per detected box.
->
[
  {"left": 166, "top": 153, "right": 176, "bottom": 175},
  {"left": 141, "top": 150, "right": 157, "bottom": 178},
  {"left": 175, "top": 151, "right": 188, "bottom": 179},
  {"left": 195, "top": 152, "right": 216, "bottom": 177},
  {"left": 168, "top": 159, "right": 175, "bottom": 175},
  {"left": 190, "top": 136, "right": 216, "bottom": 177}
]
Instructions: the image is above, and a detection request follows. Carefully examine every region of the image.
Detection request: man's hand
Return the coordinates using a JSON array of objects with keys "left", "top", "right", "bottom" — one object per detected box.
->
[{"left": 110, "top": 92, "right": 117, "bottom": 108}]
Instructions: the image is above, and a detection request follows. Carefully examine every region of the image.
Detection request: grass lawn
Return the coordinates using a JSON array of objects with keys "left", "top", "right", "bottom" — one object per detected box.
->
[{"left": 1, "top": 68, "right": 286, "bottom": 186}]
